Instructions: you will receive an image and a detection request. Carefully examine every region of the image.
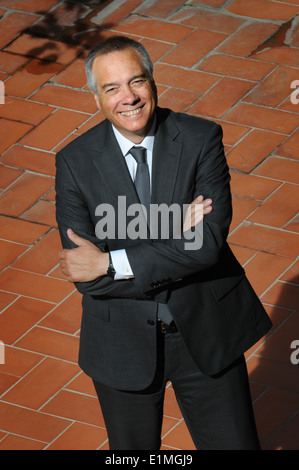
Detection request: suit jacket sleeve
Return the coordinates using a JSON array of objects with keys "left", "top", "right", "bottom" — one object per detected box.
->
[
  {"left": 55, "top": 152, "right": 148, "bottom": 299},
  {"left": 56, "top": 119, "right": 231, "bottom": 299},
  {"left": 125, "top": 122, "right": 233, "bottom": 294}
]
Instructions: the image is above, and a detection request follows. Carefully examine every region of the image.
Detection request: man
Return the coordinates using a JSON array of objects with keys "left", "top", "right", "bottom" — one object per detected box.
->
[{"left": 56, "top": 36, "right": 272, "bottom": 450}]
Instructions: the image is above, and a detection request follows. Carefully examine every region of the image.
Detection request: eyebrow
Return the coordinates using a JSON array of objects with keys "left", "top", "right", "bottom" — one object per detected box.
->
[{"left": 101, "top": 74, "right": 147, "bottom": 90}]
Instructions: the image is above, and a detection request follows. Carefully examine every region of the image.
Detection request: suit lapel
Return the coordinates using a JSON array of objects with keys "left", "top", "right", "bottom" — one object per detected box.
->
[
  {"left": 151, "top": 108, "right": 182, "bottom": 207},
  {"left": 90, "top": 109, "right": 183, "bottom": 216},
  {"left": 90, "top": 120, "right": 139, "bottom": 209}
]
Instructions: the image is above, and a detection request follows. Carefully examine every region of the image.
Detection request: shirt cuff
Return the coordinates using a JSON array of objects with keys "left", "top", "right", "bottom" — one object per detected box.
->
[{"left": 110, "top": 249, "right": 134, "bottom": 280}]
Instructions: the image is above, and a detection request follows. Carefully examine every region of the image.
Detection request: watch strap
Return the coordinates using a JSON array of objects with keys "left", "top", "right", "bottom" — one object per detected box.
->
[{"left": 107, "top": 252, "right": 116, "bottom": 278}]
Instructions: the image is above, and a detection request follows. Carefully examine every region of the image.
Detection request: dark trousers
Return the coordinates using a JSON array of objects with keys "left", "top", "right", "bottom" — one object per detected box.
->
[{"left": 93, "top": 329, "right": 261, "bottom": 450}]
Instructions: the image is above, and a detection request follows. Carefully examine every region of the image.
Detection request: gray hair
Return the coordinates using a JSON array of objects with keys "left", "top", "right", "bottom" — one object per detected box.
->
[{"left": 85, "top": 36, "right": 154, "bottom": 94}]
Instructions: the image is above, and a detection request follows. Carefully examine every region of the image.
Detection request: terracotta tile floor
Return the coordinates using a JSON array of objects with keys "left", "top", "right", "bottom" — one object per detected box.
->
[{"left": 0, "top": 0, "right": 298, "bottom": 450}]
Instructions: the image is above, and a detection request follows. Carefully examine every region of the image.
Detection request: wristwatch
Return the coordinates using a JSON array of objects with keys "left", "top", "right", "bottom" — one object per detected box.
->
[{"left": 107, "top": 252, "right": 116, "bottom": 279}]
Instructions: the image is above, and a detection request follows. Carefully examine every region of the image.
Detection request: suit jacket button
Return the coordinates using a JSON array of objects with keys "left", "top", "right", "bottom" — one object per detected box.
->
[{"left": 147, "top": 319, "right": 155, "bottom": 326}]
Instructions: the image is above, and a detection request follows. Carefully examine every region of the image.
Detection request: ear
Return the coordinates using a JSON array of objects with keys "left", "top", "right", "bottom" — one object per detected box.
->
[
  {"left": 93, "top": 92, "right": 101, "bottom": 110},
  {"left": 151, "top": 79, "right": 158, "bottom": 103}
]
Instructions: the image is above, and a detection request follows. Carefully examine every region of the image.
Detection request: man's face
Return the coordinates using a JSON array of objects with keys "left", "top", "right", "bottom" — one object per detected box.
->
[{"left": 92, "top": 48, "right": 157, "bottom": 144}]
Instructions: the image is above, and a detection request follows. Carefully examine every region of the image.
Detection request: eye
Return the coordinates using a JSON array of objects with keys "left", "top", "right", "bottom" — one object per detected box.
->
[
  {"left": 106, "top": 87, "right": 118, "bottom": 94},
  {"left": 132, "top": 78, "right": 146, "bottom": 87}
]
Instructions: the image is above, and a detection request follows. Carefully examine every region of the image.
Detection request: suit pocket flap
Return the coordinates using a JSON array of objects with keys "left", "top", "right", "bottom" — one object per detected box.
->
[{"left": 209, "top": 273, "right": 245, "bottom": 301}]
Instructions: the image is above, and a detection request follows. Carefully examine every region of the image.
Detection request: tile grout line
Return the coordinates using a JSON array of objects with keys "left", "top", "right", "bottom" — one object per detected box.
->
[
  {"left": 0, "top": 355, "right": 48, "bottom": 400},
  {"left": 257, "top": 258, "right": 299, "bottom": 299},
  {"left": 0, "top": 429, "right": 49, "bottom": 447},
  {"left": 25, "top": 81, "right": 93, "bottom": 100},
  {"left": 3, "top": 93, "right": 95, "bottom": 116},
  {"left": 1, "top": 342, "right": 78, "bottom": 367},
  {"left": 228, "top": 219, "right": 299, "bottom": 240},
  {"left": 168, "top": 3, "right": 289, "bottom": 26},
  {"left": 0, "top": 294, "right": 21, "bottom": 315},
  {"left": 0, "top": 234, "right": 54, "bottom": 276},
  {"left": 43, "top": 419, "right": 104, "bottom": 450},
  {"left": 246, "top": 307, "right": 297, "bottom": 365},
  {"left": 220, "top": 96, "right": 299, "bottom": 124},
  {"left": 282, "top": 212, "right": 299, "bottom": 230},
  {"left": 251, "top": 384, "right": 272, "bottom": 407},
  {"left": 263, "top": 409, "right": 299, "bottom": 447},
  {"left": 0, "top": 289, "right": 57, "bottom": 306},
  {"left": 9, "top": 310, "right": 79, "bottom": 348},
  {"left": 38, "top": 379, "right": 88, "bottom": 413},
  {"left": 161, "top": 416, "right": 185, "bottom": 441},
  {"left": 97, "top": 438, "right": 109, "bottom": 450}
]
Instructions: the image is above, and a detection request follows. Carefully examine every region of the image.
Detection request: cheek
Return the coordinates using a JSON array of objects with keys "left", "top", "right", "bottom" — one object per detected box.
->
[{"left": 99, "top": 97, "right": 116, "bottom": 115}]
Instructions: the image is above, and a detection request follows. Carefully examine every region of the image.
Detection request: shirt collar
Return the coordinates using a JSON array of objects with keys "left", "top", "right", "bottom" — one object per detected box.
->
[{"left": 112, "top": 116, "right": 156, "bottom": 157}]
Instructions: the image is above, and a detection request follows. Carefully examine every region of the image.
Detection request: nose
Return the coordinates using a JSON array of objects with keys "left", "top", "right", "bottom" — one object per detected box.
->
[{"left": 122, "top": 85, "right": 139, "bottom": 105}]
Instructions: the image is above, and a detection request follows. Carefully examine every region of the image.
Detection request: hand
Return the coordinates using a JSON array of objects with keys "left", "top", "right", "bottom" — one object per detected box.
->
[
  {"left": 183, "top": 195, "right": 212, "bottom": 232},
  {"left": 59, "top": 229, "right": 109, "bottom": 282}
]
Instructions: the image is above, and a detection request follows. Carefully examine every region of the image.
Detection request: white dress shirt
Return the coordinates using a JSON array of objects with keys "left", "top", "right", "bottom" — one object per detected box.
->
[{"left": 110, "top": 121, "right": 156, "bottom": 279}]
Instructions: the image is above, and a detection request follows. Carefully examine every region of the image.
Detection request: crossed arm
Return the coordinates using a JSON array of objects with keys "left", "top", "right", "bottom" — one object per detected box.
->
[
  {"left": 59, "top": 195, "right": 213, "bottom": 283},
  {"left": 56, "top": 122, "right": 231, "bottom": 297}
]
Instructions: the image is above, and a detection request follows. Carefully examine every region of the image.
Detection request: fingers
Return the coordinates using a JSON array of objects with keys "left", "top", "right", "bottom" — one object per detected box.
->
[
  {"left": 202, "top": 198, "right": 212, "bottom": 207},
  {"left": 58, "top": 233, "right": 106, "bottom": 282},
  {"left": 66, "top": 228, "right": 78, "bottom": 244},
  {"left": 202, "top": 198, "right": 212, "bottom": 215},
  {"left": 67, "top": 228, "right": 90, "bottom": 247},
  {"left": 192, "top": 195, "right": 213, "bottom": 215},
  {"left": 183, "top": 195, "right": 213, "bottom": 232},
  {"left": 58, "top": 255, "right": 71, "bottom": 280},
  {"left": 192, "top": 195, "right": 212, "bottom": 206}
]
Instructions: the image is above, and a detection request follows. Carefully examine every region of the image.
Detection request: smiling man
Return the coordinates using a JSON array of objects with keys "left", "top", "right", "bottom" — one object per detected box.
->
[
  {"left": 92, "top": 47, "right": 157, "bottom": 143},
  {"left": 55, "top": 36, "right": 272, "bottom": 450}
]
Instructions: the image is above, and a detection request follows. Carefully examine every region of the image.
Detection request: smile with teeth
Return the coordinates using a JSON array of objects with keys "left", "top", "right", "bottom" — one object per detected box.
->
[{"left": 120, "top": 107, "right": 143, "bottom": 117}]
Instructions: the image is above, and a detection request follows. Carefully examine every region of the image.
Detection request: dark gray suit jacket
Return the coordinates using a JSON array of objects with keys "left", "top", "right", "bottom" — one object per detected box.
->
[{"left": 55, "top": 107, "right": 272, "bottom": 390}]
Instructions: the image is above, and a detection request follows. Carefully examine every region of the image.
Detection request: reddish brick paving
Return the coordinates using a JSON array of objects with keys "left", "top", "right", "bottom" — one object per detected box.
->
[{"left": 0, "top": 0, "right": 298, "bottom": 450}]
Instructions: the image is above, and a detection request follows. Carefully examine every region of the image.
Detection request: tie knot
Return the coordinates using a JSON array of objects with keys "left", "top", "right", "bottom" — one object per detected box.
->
[{"left": 130, "top": 146, "right": 146, "bottom": 164}]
